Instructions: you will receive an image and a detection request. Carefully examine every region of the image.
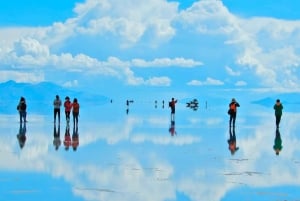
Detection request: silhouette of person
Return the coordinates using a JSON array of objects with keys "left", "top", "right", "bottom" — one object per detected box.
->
[
  {"left": 53, "top": 95, "right": 62, "bottom": 125},
  {"left": 72, "top": 98, "right": 80, "bottom": 127},
  {"left": 228, "top": 98, "right": 240, "bottom": 127},
  {"left": 17, "top": 97, "right": 27, "bottom": 123},
  {"left": 169, "top": 120, "right": 176, "bottom": 136},
  {"left": 273, "top": 99, "right": 283, "bottom": 128},
  {"left": 169, "top": 97, "right": 177, "bottom": 121},
  {"left": 228, "top": 126, "right": 239, "bottom": 155},
  {"left": 64, "top": 96, "right": 72, "bottom": 123},
  {"left": 17, "top": 122, "right": 27, "bottom": 149},
  {"left": 273, "top": 128, "right": 282, "bottom": 155},
  {"left": 53, "top": 123, "right": 61, "bottom": 151},
  {"left": 72, "top": 125, "right": 79, "bottom": 151},
  {"left": 64, "top": 124, "right": 71, "bottom": 151}
]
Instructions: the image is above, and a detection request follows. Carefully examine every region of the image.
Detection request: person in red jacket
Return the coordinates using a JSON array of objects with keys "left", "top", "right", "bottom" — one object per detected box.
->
[
  {"left": 64, "top": 96, "right": 72, "bottom": 123},
  {"left": 64, "top": 125, "right": 71, "bottom": 151},
  {"left": 72, "top": 98, "right": 80, "bottom": 127},
  {"left": 169, "top": 97, "right": 177, "bottom": 121}
]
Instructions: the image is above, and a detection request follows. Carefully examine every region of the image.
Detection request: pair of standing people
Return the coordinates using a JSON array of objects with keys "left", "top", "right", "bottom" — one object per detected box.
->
[{"left": 53, "top": 95, "right": 80, "bottom": 126}]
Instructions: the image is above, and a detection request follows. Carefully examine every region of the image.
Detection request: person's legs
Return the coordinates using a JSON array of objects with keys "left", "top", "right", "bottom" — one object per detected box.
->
[
  {"left": 58, "top": 109, "right": 60, "bottom": 123},
  {"left": 276, "top": 115, "right": 281, "bottom": 127}
]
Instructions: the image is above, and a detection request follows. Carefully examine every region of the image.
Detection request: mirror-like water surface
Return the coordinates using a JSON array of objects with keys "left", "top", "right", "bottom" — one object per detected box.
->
[{"left": 1, "top": 98, "right": 300, "bottom": 201}]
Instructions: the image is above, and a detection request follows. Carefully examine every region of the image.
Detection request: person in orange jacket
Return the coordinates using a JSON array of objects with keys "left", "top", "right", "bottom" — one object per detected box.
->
[
  {"left": 64, "top": 96, "right": 72, "bottom": 123},
  {"left": 72, "top": 98, "right": 80, "bottom": 127}
]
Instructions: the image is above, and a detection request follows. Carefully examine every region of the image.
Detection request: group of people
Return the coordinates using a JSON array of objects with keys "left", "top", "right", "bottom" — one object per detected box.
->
[
  {"left": 53, "top": 123, "right": 79, "bottom": 151},
  {"left": 53, "top": 95, "right": 80, "bottom": 126},
  {"left": 227, "top": 98, "right": 283, "bottom": 128},
  {"left": 17, "top": 95, "right": 80, "bottom": 127}
]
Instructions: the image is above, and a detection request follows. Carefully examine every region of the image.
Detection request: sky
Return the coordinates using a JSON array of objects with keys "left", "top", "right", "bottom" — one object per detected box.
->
[{"left": 1, "top": 0, "right": 300, "bottom": 95}]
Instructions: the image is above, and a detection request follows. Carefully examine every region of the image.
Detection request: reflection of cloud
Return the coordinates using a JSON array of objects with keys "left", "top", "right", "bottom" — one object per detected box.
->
[{"left": 131, "top": 134, "right": 201, "bottom": 145}]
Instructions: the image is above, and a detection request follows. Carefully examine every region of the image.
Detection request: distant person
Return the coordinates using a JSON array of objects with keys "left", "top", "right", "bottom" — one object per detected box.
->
[
  {"left": 169, "top": 97, "right": 177, "bottom": 121},
  {"left": 17, "top": 122, "right": 26, "bottom": 149},
  {"left": 72, "top": 98, "right": 80, "bottom": 127},
  {"left": 273, "top": 99, "right": 283, "bottom": 128},
  {"left": 228, "top": 126, "right": 239, "bottom": 155},
  {"left": 53, "top": 95, "right": 62, "bottom": 124},
  {"left": 228, "top": 98, "right": 240, "bottom": 127},
  {"left": 273, "top": 128, "right": 282, "bottom": 155},
  {"left": 64, "top": 96, "right": 72, "bottom": 123},
  {"left": 17, "top": 97, "right": 27, "bottom": 123},
  {"left": 53, "top": 123, "right": 61, "bottom": 151}
]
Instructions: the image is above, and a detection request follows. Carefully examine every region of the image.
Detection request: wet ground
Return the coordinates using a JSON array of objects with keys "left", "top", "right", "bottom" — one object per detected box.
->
[{"left": 0, "top": 98, "right": 300, "bottom": 201}]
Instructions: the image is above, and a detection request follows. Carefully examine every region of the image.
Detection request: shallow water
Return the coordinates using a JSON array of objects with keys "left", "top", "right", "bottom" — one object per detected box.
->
[{"left": 0, "top": 99, "right": 300, "bottom": 201}]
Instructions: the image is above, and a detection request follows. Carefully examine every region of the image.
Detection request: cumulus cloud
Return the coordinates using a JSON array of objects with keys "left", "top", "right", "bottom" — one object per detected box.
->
[
  {"left": 225, "top": 66, "right": 240, "bottom": 76},
  {"left": 187, "top": 77, "right": 224, "bottom": 86},
  {"left": 131, "top": 58, "right": 202, "bottom": 68}
]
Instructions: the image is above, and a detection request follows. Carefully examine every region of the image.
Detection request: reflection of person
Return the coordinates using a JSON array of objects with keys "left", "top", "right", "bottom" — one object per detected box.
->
[
  {"left": 72, "top": 126, "right": 79, "bottom": 151},
  {"left": 228, "top": 98, "right": 240, "bottom": 127},
  {"left": 17, "top": 122, "right": 27, "bottom": 149},
  {"left": 53, "top": 123, "right": 61, "bottom": 151},
  {"left": 228, "top": 126, "right": 239, "bottom": 155},
  {"left": 273, "top": 99, "right": 283, "bottom": 128},
  {"left": 17, "top": 97, "right": 27, "bottom": 123},
  {"left": 169, "top": 120, "right": 176, "bottom": 136},
  {"left": 64, "top": 96, "right": 72, "bottom": 123},
  {"left": 273, "top": 128, "right": 282, "bottom": 155},
  {"left": 72, "top": 98, "right": 80, "bottom": 127},
  {"left": 64, "top": 125, "right": 71, "bottom": 151},
  {"left": 53, "top": 95, "right": 62, "bottom": 124},
  {"left": 169, "top": 98, "right": 177, "bottom": 121}
]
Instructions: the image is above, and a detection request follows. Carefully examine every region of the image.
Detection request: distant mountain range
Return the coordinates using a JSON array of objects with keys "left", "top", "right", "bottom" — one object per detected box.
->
[{"left": 0, "top": 80, "right": 110, "bottom": 114}]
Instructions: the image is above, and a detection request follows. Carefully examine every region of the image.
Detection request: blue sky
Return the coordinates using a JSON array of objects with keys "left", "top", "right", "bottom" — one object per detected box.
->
[{"left": 1, "top": 0, "right": 300, "bottom": 95}]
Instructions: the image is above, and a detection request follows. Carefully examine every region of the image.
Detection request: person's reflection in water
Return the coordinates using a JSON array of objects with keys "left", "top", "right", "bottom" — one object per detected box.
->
[
  {"left": 17, "top": 122, "right": 26, "bottom": 149},
  {"left": 53, "top": 123, "right": 61, "bottom": 151},
  {"left": 228, "top": 126, "right": 239, "bottom": 155},
  {"left": 169, "top": 120, "right": 176, "bottom": 136},
  {"left": 64, "top": 123, "right": 71, "bottom": 151},
  {"left": 273, "top": 128, "right": 282, "bottom": 156},
  {"left": 72, "top": 125, "right": 79, "bottom": 151}
]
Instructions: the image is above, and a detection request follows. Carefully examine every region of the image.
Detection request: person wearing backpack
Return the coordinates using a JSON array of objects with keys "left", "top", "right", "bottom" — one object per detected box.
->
[
  {"left": 273, "top": 99, "right": 283, "bottom": 128},
  {"left": 17, "top": 97, "right": 27, "bottom": 123},
  {"left": 228, "top": 98, "right": 240, "bottom": 127}
]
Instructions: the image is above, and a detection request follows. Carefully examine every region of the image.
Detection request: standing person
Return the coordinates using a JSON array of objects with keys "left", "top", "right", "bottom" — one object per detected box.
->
[
  {"left": 228, "top": 98, "right": 240, "bottom": 127},
  {"left": 169, "top": 97, "right": 177, "bottom": 121},
  {"left": 72, "top": 98, "right": 80, "bottom": 127},
  {"left": 273, "top": 99, "right": 283, "bottom": 128},
  {"left": 17, "top": 97, "right": 27, "bottom": 123},
  {"left": 64, "top": 96, "right": 72, "bottom": 123},
  {"left": 53, "top": 95, "right": 62, "bottom": 124}
]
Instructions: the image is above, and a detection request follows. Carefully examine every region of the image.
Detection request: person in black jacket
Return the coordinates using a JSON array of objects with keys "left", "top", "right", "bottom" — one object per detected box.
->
[{"left": 228, "top": 98, "right": 240, "bottom": 127}]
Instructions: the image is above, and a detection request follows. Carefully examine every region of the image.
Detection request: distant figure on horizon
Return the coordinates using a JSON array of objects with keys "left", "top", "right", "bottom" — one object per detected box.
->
[
  {"left": 64, "top": 96, "right": 72, "bottom": 123},
  {"left": 273, "top": 99, "right": 283, "bottom": 128},
  {"left": 228, "top": 126, "right": 239, "bottom": 155},
  {"left": 72, "top": 98, "right": 80, "bottom": 127},
  {"left": 53, "top": 123, "right": 61, "bottom": 151},
  {"left": 17, "top": 97, "right": 27, "bottom": 123},
  {"left": 273, "top": 128, "right": 282, "bottom": 155},
  {"left": 169, "top": 97, "right": 177, "bottom": 121},
  {"left": 228, "top": 98, "right": 240, "bottom": 127},
  {"left": 53, "top": 95, "right": 62, "bottom": 124}
]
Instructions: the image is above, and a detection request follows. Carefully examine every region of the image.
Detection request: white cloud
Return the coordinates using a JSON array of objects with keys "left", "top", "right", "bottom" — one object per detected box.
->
[
  {"left": 187, "top": 77, "right": 224, "bottom": 86},
  {"left": 235, "top": 80, "right": 247, "bottom": 86},
  {"left": 225, "top": 66, "right": 240, "bottom": 76},
  {"left": 132, "top": 58, "right": 202, "bottom": 68},
  {"left": 145, "top": 76, "right": 171, "bottom": 86},
  {"left": 0, "top": 70, "right": 44, "bottom": 83}
]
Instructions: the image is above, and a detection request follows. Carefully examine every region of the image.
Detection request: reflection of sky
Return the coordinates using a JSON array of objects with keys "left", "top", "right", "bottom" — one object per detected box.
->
[{"left": 1, "top": 99, "right": 300, "bottom": 201}]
